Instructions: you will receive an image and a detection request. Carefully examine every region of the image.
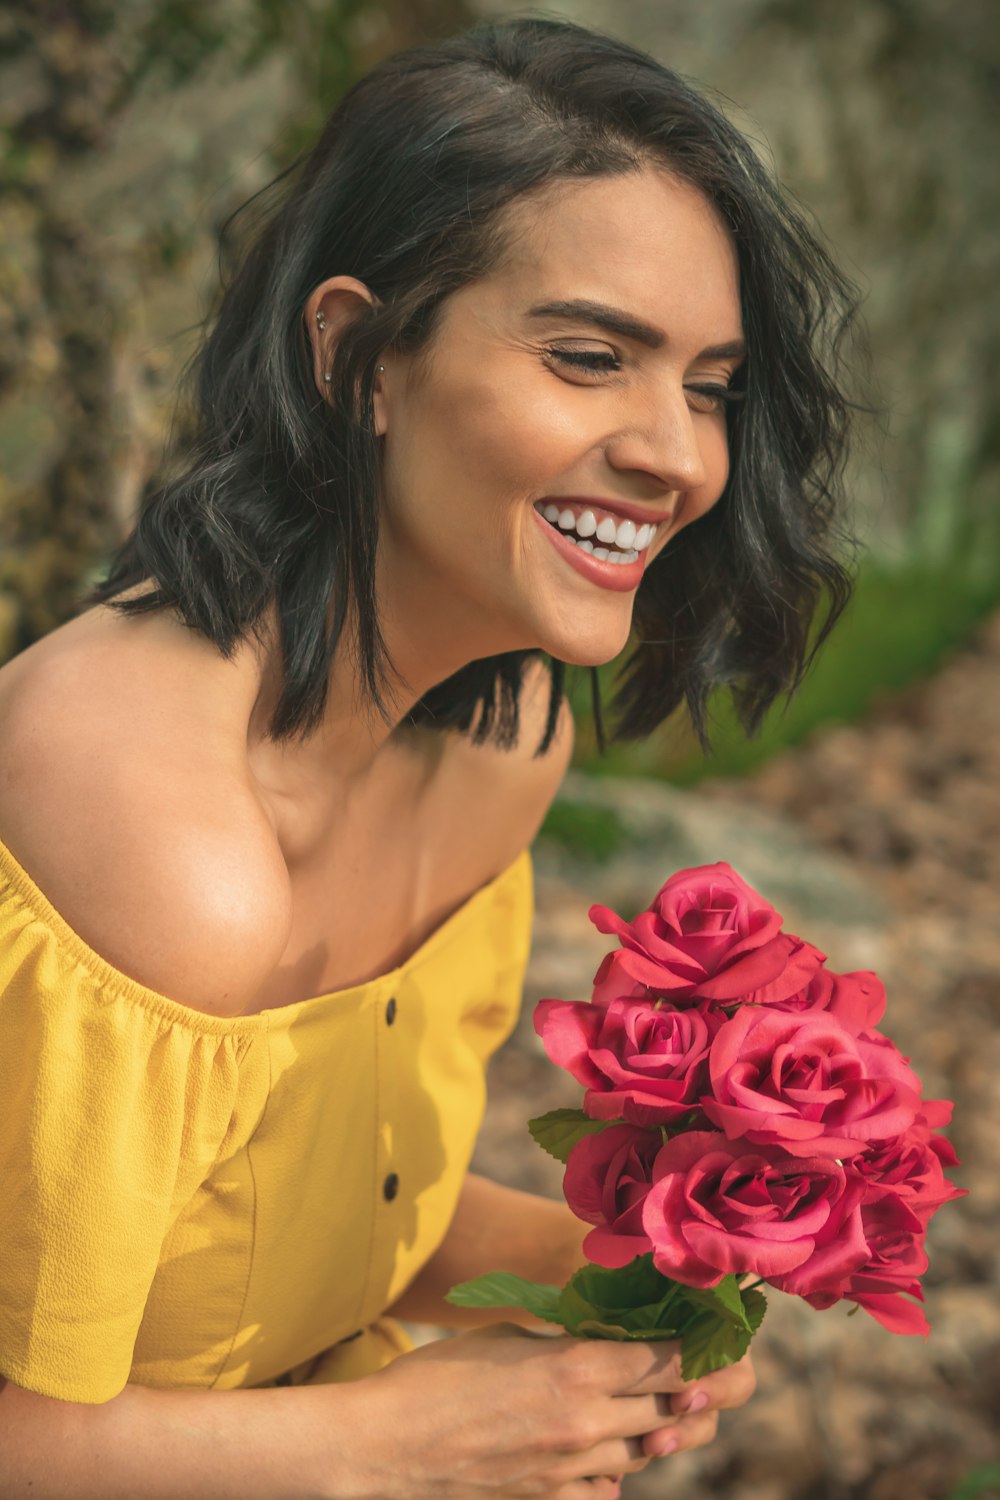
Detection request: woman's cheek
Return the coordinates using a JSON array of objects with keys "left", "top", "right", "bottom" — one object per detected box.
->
[{"left": 689, "top": 425, "right": 730, "bottom": 522}]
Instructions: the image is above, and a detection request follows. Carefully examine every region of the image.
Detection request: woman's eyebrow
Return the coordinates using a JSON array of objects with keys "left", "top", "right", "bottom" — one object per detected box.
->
[{"left": 525, "top": 298, "right": 746, "bottom": 361}]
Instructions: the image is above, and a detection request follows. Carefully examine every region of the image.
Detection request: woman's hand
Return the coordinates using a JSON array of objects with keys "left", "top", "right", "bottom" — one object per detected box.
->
[
  {"left": 338, "top": 1324, "right": 756, "bottom": 1500},
  {"left": 643, "top": 1344, "right": 755, "bottom": 1460}
]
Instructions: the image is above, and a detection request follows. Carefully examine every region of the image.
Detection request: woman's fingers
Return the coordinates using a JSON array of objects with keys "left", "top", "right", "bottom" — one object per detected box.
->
[
  {"left": 570, "top": 1436, "right": 650, "bottom": 1476},
  {"left": 602, "top": 1392, "right": 673, "bottom": 1440},
  {"left": 601, "top": 1339, "right": 687, "bottom": 1397},
  {"left": 667, "top": 1351, "right": 756, "bottom": 1416},
  {"left": 643, "top": 1406, "right": 719, "bottom": 1458},
  {"left": 561, "top": 1480, "right": 624, "bottom": 1500},
  {"left": 600, "top": 1350, "right": 755, "bottom": 1465}
]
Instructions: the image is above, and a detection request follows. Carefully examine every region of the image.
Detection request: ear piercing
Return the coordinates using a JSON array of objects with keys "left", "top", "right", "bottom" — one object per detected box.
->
[
  {"left": 317, "top": 300, "right": 384, "bottom": 386},
  {"left": 317, "top": 308, "right": 331, "bottom": 380}
]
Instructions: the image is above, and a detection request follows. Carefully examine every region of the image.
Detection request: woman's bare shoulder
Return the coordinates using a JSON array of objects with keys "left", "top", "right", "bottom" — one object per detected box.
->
[{"left": 0, "top": 625, "right": 292, "bottom": 1017}]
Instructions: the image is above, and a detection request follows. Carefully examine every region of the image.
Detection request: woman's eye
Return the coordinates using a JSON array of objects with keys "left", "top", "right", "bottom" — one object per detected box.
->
[
  {"left": 547, "top": 347, "right": 622, "bottom": 376},
  {"left": 685, "top": 383, "right": 745, "bottom": 415}
]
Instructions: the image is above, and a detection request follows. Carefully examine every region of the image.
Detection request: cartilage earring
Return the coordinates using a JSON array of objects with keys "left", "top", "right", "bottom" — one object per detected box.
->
[{"left": 316, "top": 309, "right": 327, "bottom": 329}]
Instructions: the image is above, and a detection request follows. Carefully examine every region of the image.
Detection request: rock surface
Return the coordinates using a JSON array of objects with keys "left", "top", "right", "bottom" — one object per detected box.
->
[{"left": 471, "top": 612, "right": 1000, "bottom": 1499}]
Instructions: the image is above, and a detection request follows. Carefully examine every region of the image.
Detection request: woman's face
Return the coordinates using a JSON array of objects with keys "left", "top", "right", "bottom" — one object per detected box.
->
[{"left": 371, "top": 164, "right": 744, "bottom": 682}]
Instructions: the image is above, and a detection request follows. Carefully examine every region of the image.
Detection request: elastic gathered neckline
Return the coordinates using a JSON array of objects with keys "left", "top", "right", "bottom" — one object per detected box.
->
[{"left": 0, "top": 832, "right": 530, "bottom": 1037}]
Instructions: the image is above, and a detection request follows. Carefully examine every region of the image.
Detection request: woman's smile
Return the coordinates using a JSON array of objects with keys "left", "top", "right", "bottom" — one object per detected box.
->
[
  {"left": 535, "top": 498, "right": 666, "bottom": 564},
  {"left": 530, "top": 504, "right": 652, "bottom": 593}
]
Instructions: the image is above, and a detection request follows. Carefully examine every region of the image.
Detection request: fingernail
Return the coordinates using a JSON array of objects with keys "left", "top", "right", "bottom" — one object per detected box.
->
[
  {"left": 680, "top": 1389, "right": 709, "bottom": 1414},
  {"left": 654, "top": 1432, "right": 680, "bottom": 1457}
]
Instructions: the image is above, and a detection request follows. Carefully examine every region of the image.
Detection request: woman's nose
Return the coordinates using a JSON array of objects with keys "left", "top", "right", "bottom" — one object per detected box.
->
[{"left": 604, "top": 390, "right": 708, "bottom": 493}]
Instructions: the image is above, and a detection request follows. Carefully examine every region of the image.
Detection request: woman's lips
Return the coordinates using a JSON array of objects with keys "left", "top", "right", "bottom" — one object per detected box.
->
[{"left": 532, "top": 507, "right": 647, "bottom": 594}]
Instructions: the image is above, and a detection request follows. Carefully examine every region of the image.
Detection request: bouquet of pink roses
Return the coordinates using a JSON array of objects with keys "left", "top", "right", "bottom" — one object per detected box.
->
[{"left": 448, "top": 863, "right": 966, "bottom": 1378}]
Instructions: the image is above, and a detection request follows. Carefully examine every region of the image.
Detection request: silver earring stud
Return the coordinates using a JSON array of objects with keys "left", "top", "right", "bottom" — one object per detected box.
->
[
  {"left": 323, "top": 372, "right": 331, "bottom": 382},
  {"left": 316, "top": 309, "right": 327, "bottom": 329},
  {"left": 377, "top": 365, "right": 384, "bottom": 374}
]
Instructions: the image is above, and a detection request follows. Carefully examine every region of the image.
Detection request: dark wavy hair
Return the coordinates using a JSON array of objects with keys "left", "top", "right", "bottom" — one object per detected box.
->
[{"left": 85, "top": 16, "right": 860, "bottom": 757}]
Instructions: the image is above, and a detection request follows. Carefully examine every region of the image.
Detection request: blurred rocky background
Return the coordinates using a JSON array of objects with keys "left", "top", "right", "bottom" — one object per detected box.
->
[{"left": 2, "top": 2, "right": 998, "bottom": 1497}]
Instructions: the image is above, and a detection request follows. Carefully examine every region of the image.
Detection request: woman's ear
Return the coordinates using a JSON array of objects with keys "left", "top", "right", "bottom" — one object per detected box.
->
[{"left": 303, "top": 277, "right": 387, "bottom": 431}]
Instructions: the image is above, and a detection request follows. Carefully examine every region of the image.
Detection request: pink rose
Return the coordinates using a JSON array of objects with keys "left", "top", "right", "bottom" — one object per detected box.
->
[
  {"left": 702, "top": 1007, "right": 922, "bottom": 1157},
  {"left": 804, "top": 1195, "right": 930, "bottom": 1336},
  {"left": 917, "top": 1096, "right": 955, "bottom": 1135},
  {"left": 591, "top": 948, "right": 657, "bottom": 1008},
  {"left": 534, "top": 995, "right": 717, "bottom": 1126},
  {"left": 640, "top": 1131, "right": 869, "bottom": 1291},
  {"left": 563, "top": 1124, "right": 660, "bottom": 1268},
  {"left": 589, "top": 863, "right": 826, "bottom": 1006},
  {"left": 762, "top": 966, "right": 887, "bottom": 1035},
  {"left": 852, "top": 1123, "right": 967, "bottom": 1225}
]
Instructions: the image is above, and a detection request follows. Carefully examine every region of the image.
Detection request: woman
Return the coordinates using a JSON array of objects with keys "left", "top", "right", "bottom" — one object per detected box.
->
[{"left": 0, "top": 17, "right": 857, "bottom": 1498}]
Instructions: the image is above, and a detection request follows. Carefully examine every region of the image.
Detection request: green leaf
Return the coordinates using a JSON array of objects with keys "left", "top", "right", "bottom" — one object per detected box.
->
[
  {"left": 454, "top": 1255, "right": 767, "bottom": 1382},
  {"left": 574, "top": 1319, "right": 636, "bottom": 1340},
  {"left": 742, "top": 1287, "right": 768, "bottom": 1335},
  {"left": 566, "top": 1255, "right": 669, "bottom": 1311},
  {"left": 679, "top": 1311, "right": 756, "bottom": 1381},
  {"left": 574, "top": 1319, "right": 678, "bottom": 1341},
  {"left": 556, "top": 1257, "right": 690, "bottom": 1340},
  {"left": 527, "top": 1109, "right": 621, "bottom": 1164},
  {"left": 675, "top": 1285, "right": 767, "bottom": 1380},
  {"left": 445, "top": 1272, "right": 563, "bottom": 1324},
  {"left": 681, "top": 1275, "right": 754, "bottom": 1330},
  {"left": 556, "top": 1278, "right": 602, "bottom": 1335}
]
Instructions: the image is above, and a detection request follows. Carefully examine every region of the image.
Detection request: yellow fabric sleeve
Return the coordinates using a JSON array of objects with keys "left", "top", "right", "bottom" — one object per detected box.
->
[{"left": 0, "top": 874, "right": 249, "bottom": 1403}]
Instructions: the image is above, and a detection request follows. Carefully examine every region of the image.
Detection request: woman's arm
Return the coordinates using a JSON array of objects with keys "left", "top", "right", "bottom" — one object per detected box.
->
[
  {"left": 0, "top": 1331, "right": 755, "bottom": 1500},
  {"left": 0, "top": 1376, "right": 367, "bottom": 1500},
  {"left": 385, "top": 1173, "right": 587, "bottom": 1329}
]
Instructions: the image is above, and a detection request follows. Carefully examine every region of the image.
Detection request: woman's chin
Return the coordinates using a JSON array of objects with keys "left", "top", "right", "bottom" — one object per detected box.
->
[{"left": 541, "top": 630, "right": 632, "bottom": 670}]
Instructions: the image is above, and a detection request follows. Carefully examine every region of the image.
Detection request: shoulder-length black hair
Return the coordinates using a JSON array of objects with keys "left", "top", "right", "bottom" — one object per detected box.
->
[{"left": 85, "top": 16, "right": 860, "bottom": 757}]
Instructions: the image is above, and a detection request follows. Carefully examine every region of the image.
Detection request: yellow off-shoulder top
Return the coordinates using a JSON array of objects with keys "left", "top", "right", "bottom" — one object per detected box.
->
[{"left": 0, "top": 834, "right": 533, "bottom": 1403}]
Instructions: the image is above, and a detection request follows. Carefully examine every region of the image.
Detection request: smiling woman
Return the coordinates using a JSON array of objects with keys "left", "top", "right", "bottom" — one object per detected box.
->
[
  {"left": 83, "top": 14, "right": 856, "bottom": 758},
  {"left": 0, "top": 16, "right": 854, "bottom": 1500}
]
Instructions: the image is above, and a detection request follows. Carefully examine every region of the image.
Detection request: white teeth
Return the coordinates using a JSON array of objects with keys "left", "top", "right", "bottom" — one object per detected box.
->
[
  {"left": 536, "top": 501, "right": 658, "bottom": 561},
  {"left": 568, "top": 536, "right": 638, "bottom": 564}
]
